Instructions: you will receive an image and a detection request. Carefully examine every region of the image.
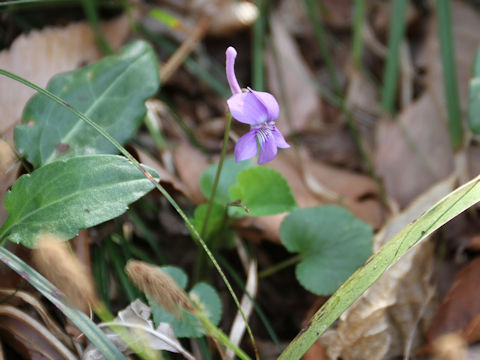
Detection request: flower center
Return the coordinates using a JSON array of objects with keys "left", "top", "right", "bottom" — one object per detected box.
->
[{"left": 253, "top": 121, "right": 275, "bottom": 144}]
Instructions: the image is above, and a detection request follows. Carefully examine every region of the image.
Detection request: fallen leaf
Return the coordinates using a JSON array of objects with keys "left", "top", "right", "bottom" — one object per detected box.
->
[
  {"left": 172, "top": 141, "right": 209, "bottom": 204},
  {"left": 432, "top": 333, "right": 468, "bottom": 360},
  {"left": 0, "top": 15, "right": 130, "bottom": 140},
  {"left": 317, "top": 176, "right": 455, "bottom": 360},
  {"left": 375, "top": 93, "right": 454, "bottom": 208},
  {"left": 425, "top": 257, "right": 480, "bottom": 349},
  {"left": 83, "top": 299, "right": 194, "bottom": 360},
  {"left": 266, "top": 14, "right": 323, "bottom": 135},
  {"left": 0, "top": 305, "right": 77, "bottom": 360}
]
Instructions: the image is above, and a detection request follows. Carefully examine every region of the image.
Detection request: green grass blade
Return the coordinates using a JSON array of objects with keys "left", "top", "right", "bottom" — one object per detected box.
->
[
  {"left": 303, "top": 0, "right": 340, "bottom": 93},
  {"left": 0, "top": 246, "right": 126, "bottom": 360},
  {"left": 252, "top": 0, "right": 267, "bottom": 90},
  {"left": 380, "top": 0, "right": 408, "bottom": 114},
  {"left": 279, "top": 175, "right": 480, "bottom": 359},
  {"left": 0, "top": 68, "right": 257, "bottom": 358},
  {"left": 437, "top": 0, "right": 463, "bottom": 149},
  {"left": 352, "top": 0, "right": 366, "bottom": 69}
]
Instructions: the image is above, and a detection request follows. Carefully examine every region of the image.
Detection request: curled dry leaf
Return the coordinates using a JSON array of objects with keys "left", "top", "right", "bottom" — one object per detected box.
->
[
  {"left": 317, "top": 176, "right": 456, "bottom": 360},
  {"left": 0, "top": 305, "right": 77, "bottom": 360},
  {"left": 83, "top": 299, "right": 194, "bottom": 360},
  {"left": 0, "top": 15, "right": 130, "bottom": 140},
  {"left": 423, "top": 257, "right": 480, "bottom": 352}
]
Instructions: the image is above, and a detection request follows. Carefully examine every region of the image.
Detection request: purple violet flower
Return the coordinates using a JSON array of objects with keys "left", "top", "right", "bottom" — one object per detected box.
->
[{"left": 226, "top": 46, "right": 290, "bottom": 164}]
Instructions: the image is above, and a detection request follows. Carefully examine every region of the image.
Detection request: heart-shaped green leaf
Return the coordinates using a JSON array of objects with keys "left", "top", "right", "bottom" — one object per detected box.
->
[
  {"left": 0, "top": 155, "right": 158, "bottom": 248},
  {"left": 199, "top": 156, "right": 253, "bottom": 205},
  {"left": 280, "top": 205, "right": 372, "bottom": 295},
  {"left": 15, "top": 40, "right": 160, "bottom": 168},
  {"left": 229, "top": 167, "right": 296, "bottom": 216}
]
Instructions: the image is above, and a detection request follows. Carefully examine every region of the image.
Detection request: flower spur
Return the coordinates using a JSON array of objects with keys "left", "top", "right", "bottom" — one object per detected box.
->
[{"left": 225, "top": 46, "right": 289, "bottom": 164}]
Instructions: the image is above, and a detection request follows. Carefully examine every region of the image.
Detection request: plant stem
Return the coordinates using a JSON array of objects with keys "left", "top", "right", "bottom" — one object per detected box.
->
[
  {"left": 0, "top": 69, "right": 257, "bottom": 359},
  {"left": 352, "top": 0, "right": 366, "bottom": 69},
  {"left": 437, "top": 0, "right": 463, "bottom": 150},
  {"left": 200, "top": 113, "right": 233, "bottom": 240},
  {"left": 380, "top": 0, "right": 408, "bottom": 114},
  {"left": 258, "top": 254, "right": 302, "bottom": 279},
  {"left": 196, "top": 309, "right": 252, "bottom": 360}
]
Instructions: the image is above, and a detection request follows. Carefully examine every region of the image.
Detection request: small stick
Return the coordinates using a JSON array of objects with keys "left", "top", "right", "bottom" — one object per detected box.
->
[{"left": 160, "top": 16, "right": 211, "bottom": 83}]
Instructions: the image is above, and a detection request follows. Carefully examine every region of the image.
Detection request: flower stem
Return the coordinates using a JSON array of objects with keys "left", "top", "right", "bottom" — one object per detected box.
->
[
  {"left": 258, "top": 254, "right": 302, "bottom": 279},
  {"left": 0, "top": 69, "right": 257, "bottom": 359},
  {"left": 200, "top": 112, "right": 233, "bottom": 240}
]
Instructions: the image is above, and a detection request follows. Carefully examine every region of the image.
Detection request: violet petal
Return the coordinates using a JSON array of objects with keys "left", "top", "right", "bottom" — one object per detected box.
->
[
  {"left": 249, "top": 89, "right": 280, "bottom": 121},
  {"left": 272, "top": 127, "right": 290, "bottom": 148},
  {"left": 258, "top": 133, "right": 278, "bottom": 164},
  {"left": 234, "top": 130, "right": 258, "bottom": 162},
  {"left": 227, "top": 92, "right": 268, "bottom": 125},
  {"left": 226, "top": 47, "right": 242, "bottom": 94}
]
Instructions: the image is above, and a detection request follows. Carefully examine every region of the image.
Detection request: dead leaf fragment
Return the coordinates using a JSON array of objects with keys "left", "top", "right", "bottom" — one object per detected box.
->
[
  {"left": 425, "top": 257, "right": 480, "bottom": 348},
  {"left": 267, "top": 14, "right": 323, "bottom": 135},
  {"left": 375, "top": 93, "right": 454, "bottom": 208}
]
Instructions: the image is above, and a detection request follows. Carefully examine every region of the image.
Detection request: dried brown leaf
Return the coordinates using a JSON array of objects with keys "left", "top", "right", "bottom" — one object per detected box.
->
[
  {"left": 0, "top": 305, "right": 77, "bottom": 360},
  {"left": 426, "top": 257, "right": 480, "bottom": 348},
  {"left": 375, "top": 93, "right": 454, "bottom": 208},
  {"left": 172, "top": 141, "right": 209, "bottom": 204},
  {"left": 266, "top": 14, "right": 323, "bottom": 135}
]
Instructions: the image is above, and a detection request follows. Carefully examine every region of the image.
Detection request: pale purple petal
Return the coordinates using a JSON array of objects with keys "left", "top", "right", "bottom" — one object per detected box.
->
[
  {"left": 249, "top": 89, "right": 280, "bottom": 121},
  {"left": 226, "top": 47, "right": 242, "bottom": 94},
  {"left": 272, "top": 127, "right": 290, "bottom": 148},
  {"left": 227, "top": 92, "right": 268, "bottom": 125},
  {"left": 235, "top": 130, "right": 258, "bottom": 162},
  {"left": 258, "top": 134, "right": 277, "bottom": 164}
]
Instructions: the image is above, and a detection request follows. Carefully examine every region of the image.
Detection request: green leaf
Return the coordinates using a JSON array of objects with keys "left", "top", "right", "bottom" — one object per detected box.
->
[
  {"left": 281, "top": 206, "right": 372, "bottom": 295},
  {"left": 279, "top": 176, "right": 480, "bottom": 360},
  {"left": 160, "top": 265, "right": 188, "bottom": 290},
  {"left": 199, "top": 156, "right": 253, "bottom": 204},
  {"left": 149, "top": 275, "right": 222, "bottom": 338},
  {"left": 0, "top": 246, "right": 126, "bottom": 360},
  {"left": 0, "top": 155, "right": 158, "bottom": 248},
  {"left": 469, "top": 47, "right": 480, "bottom": 133},
  {"left": 150, "top": 300, "right": 203, "bottom": 338},
  {"left": 15, "top": 40, "right": 160, "bottom": 168},
  {"left": 189, "top": 282, "right": 222, "bottom": 327},
  {"left": 190, "top": 203, "right": 226, "bottom": 240},
  {"left": 229, "top": 167, "right": 296, "bottom": 216}
]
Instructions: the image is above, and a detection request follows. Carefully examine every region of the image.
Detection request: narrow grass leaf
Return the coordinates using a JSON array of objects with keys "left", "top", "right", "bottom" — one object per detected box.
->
[
  {"left": 0, "top": 246, "right": 126, "bottom": 360},
  {"left": 437, "top": 0, "right": 463, "bottom": 149},
  {"left": 380, "top": 0, "right": 408, "bottom": 114},
  {"left": 279, "top": 175, "right": 480, "bottom": 360}
]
